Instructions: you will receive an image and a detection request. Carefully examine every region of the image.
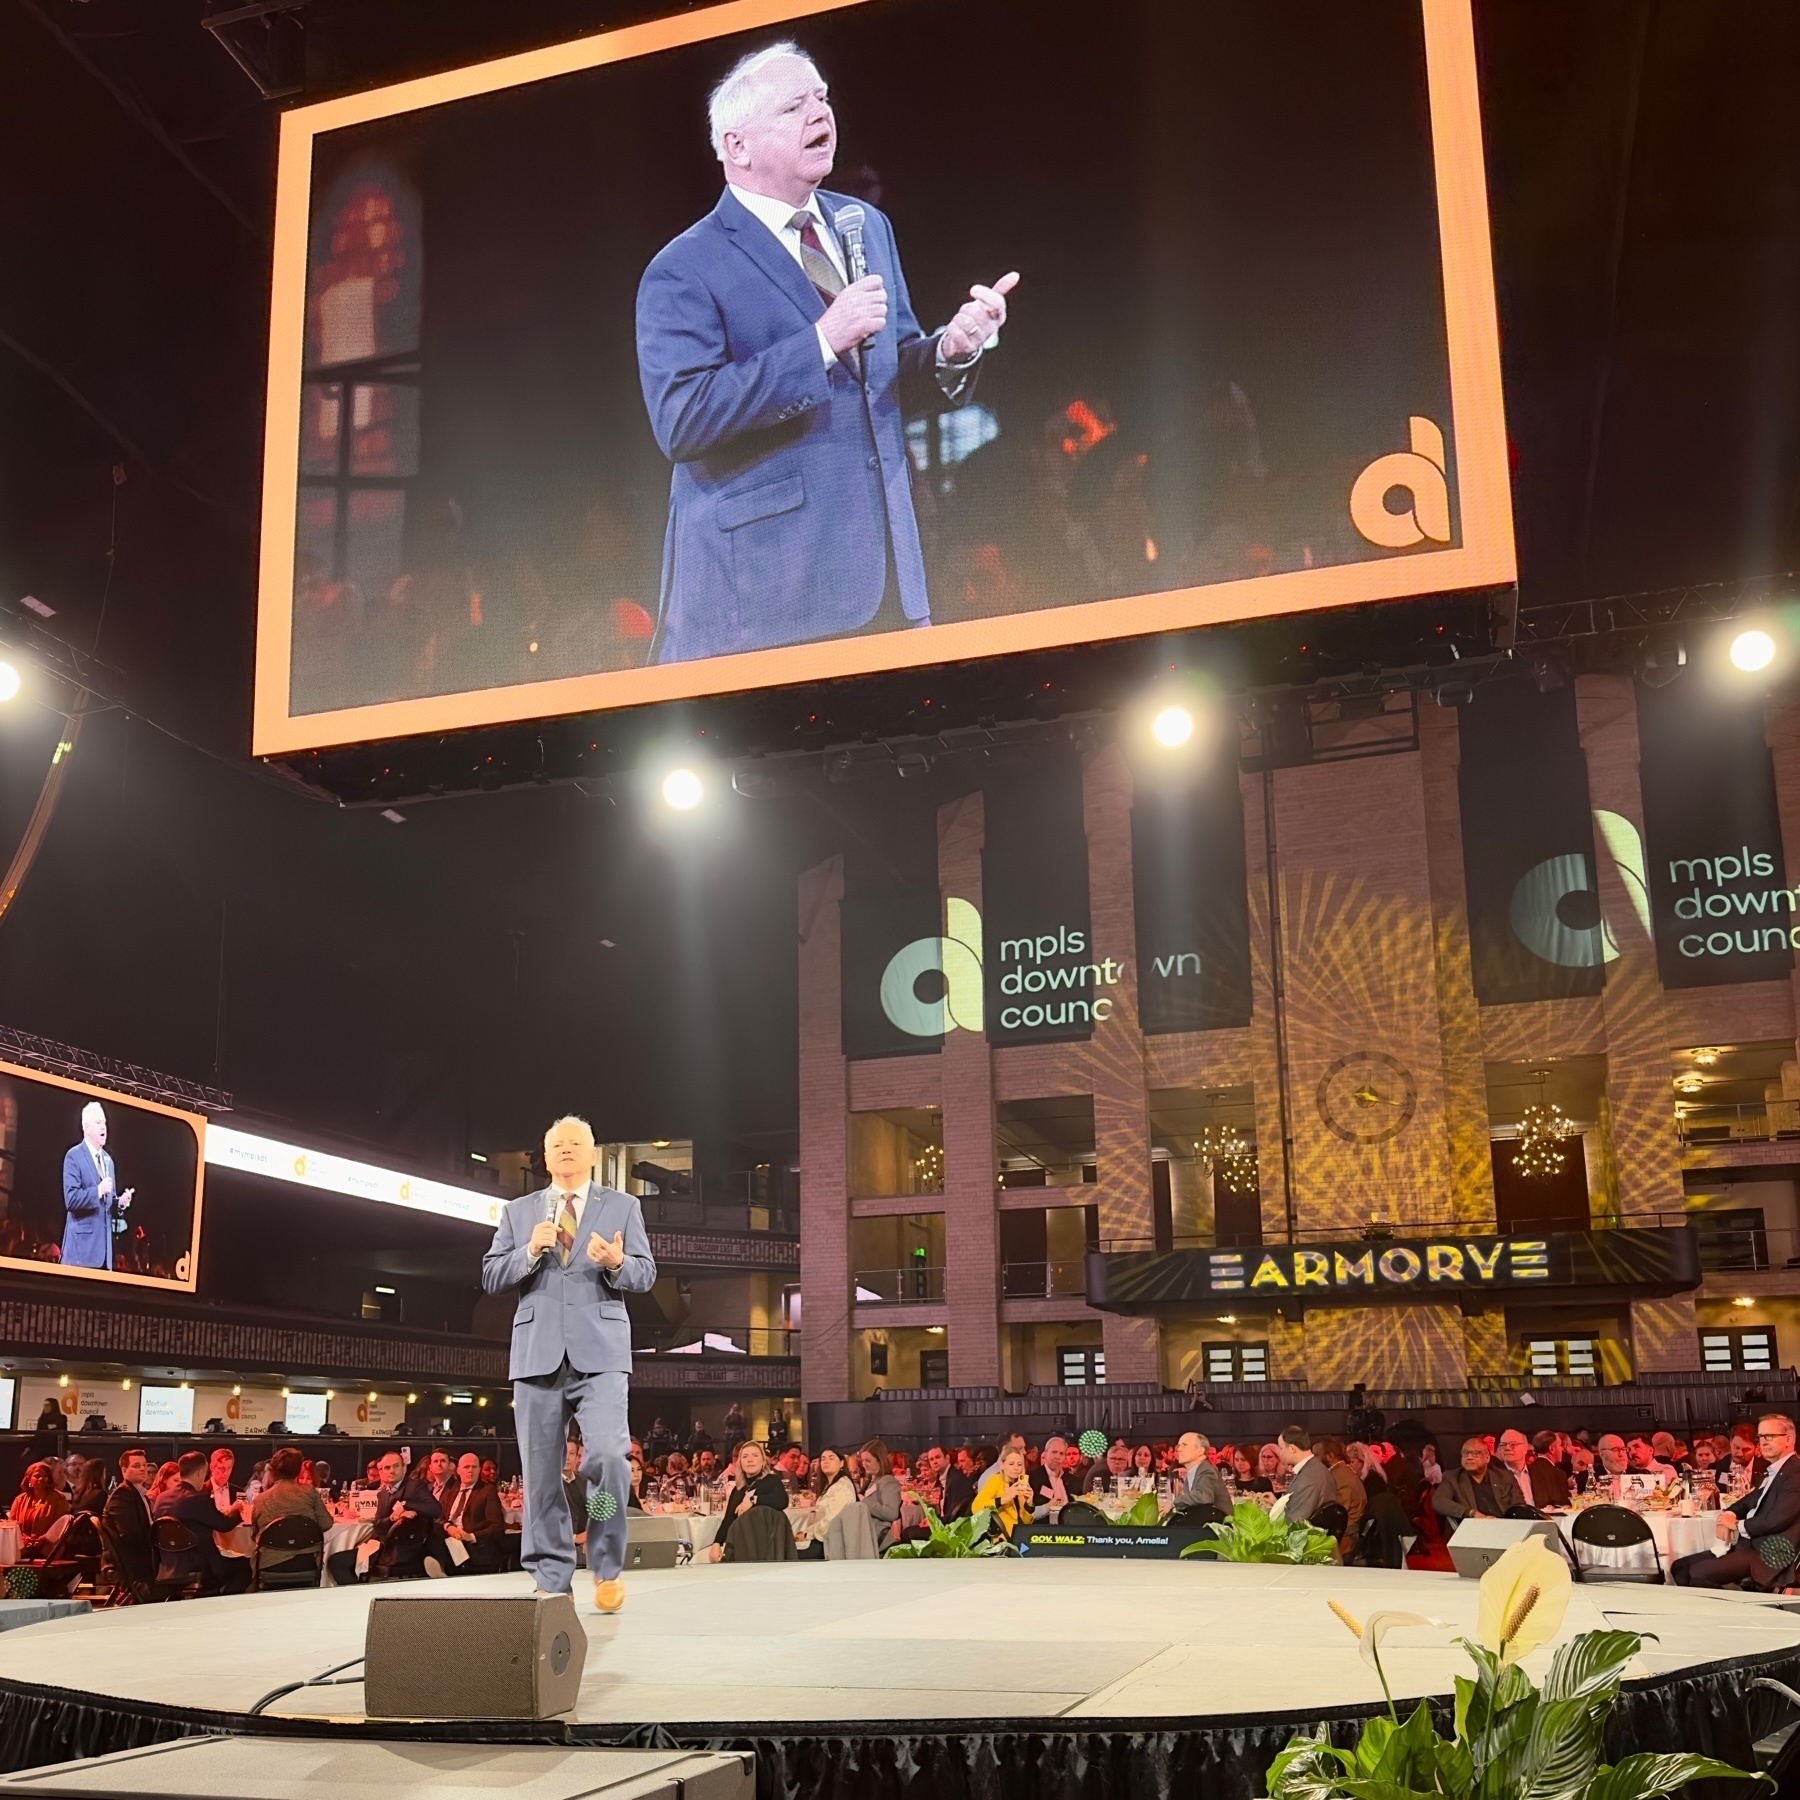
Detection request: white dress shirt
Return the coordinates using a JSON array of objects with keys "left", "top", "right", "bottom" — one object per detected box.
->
[{"left": 725, "top": 182, "right": 988, "bottom": 376}]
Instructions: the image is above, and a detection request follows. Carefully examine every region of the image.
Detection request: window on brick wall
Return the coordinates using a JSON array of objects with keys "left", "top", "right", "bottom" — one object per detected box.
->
[
  {"left": 1526, "top": 1337, "right": 1598, "bottom": 1379},
  {"left": 1700, "top": 1327, "right": 1775, "bottom": 1372},
  {"left": 1201, "top": 1341, "right": 1268, "bottom": 1383},
  {"left": 1057, "top": 1346, "right": 1105, "bottom": 1385}
]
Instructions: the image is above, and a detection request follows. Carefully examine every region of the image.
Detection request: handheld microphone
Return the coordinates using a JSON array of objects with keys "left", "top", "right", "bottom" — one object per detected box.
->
[{"left": 833, "top": 204, "right": 867, "bottom": 282}]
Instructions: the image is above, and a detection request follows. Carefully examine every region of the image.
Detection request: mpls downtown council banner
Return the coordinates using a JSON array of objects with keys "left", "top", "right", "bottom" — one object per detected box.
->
[
  {"left": 839, "top": 753, "right": 1253, "bottom": 1057},
  {"left": 1638, "top": 676, "right": 1793, "bottom": 989},
  {"left": 1458, "top": 677, "right": 1608, "bottom": 1004}
]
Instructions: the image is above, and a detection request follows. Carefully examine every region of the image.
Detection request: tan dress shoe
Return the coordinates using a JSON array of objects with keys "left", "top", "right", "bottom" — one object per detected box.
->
[{"left": 594, "top": 1577, "right": 625, "bottom": 1612}]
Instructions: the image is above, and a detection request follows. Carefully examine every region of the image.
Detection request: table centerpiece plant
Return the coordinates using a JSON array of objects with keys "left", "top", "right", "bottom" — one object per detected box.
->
[{"left": 1179, "top": 1498, "right": 1340, "bottom": 1565}]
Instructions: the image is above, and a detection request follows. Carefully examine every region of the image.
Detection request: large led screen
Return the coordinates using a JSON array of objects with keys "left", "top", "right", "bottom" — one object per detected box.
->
[
  {"left": 254, "top": 0, "right": 1513, "bottom": 754},
  {"left": 0, "top": 1062, "right": 206, "bottom": 1291}
]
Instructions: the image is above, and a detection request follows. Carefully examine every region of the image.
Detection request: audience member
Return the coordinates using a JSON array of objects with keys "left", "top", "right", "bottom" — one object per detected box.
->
[
  {"left": 68, "top": 1456, "right": 108, "bottom": 1515},
  {"left": 8, "top": 1460, "right": 70, "bottom": 1552},
  {"left": 1626, "top": 1435, "right": 1675, "bottom": 1482},
  {"left": 251, "top": 1446, "right": 332, "bottom": 1579},
  {"left": 1033, "top": 1437, "right": 1077, "bottom": 1518},
  {"left": 437, "top": 1451, "right": 505, "bottom": 1574},
  {"left": 941, "top": 1446, "right": 978, "bottom": 1521},
  {"left": 100, "top": 1446, "right": 156, "bottom": 1602},
  {"left": 1728, "top": 1427, "right": 1769, "bottom": 1488},
  {"left": 1595, "top": 1434, "right": 1631, "bottom": 1481},
  {"left": 1277, "top": 1426, "right": 1334, "bottom": 1526},
  {"left": 1231, "top": 1445, "right": 1270, "bottom": 1492},
  {"left": 1315, "top": 1437, "right": 1366, "bottom": 1555},
  {"left": 857, "top": 1440, "right": 904, "bottom": 1543},
  {"left": 971, "top": 1446, "right": 1036, "bottom": 1541},
  {"left": 1084, "top": 1440, "right": 1134, "bottom": 1495},
  {"left": 323, "top": 1450, "right": 440, "bottom": 1586},
  {"left": 1673, "top": 1414, "right": 1800, "bottom": 1589},
  {"left": 1173, "top": 1432, "right": 1230, "bottom": 1514},
  {"left": 1432, "top": 1436, "right": 1526, "bottom": 1525},
  {"left": 1515, "top": 1431, "right": 1571, "bottom": 1508},
  {"left": 154, "top": 1450, "right": 252, "bottom": 1596},
  {"left": 706, "top": 1441, "right": 791, "bottom": 1562},
  {"left": 801, "top": 1448, "right": 857, "bottom": 1559}
]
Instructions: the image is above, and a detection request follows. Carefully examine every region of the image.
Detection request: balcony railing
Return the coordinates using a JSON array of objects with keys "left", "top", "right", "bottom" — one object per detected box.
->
[
  {"left": 640, "top": 1324, "right": 800, "bottom": 1357},
  {"left": 853, "top": 1266, "right": 946, "bottom": 1304},
  {"left": 637, "top": 1195, "right": 797, "bottom": 1236},
  {"left": 1000, "top": 1259, "right": 1087, "bottom": 1300},
  {"left": 1677, "top": 1101, "right": 1800, "bottom": 1147}
]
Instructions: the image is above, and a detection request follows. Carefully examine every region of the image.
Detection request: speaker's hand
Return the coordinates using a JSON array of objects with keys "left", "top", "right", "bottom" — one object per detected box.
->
[{"left": 588, "top": 1230, "right": 626, "bottom": 1270}]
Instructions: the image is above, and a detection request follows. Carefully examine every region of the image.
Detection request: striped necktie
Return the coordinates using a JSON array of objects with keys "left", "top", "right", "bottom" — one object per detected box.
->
[
  {"left": 555, "top": 1191, "right": 579, "bottom": 1266},
  {"left": 790, "top": 210, "right": 860, "bottom": 377}
]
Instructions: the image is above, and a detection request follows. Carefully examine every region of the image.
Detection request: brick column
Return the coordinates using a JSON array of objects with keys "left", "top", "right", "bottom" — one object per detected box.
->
[
  {"left": 1419, "top": 702, "right": 1498, "bottom": 1229},
  {"left": 1630, "top": 1295, "right": 1700, "bottom": 1371},
  {"left": 938, "top": 792, "right": 1001, "bottom": 1388},
  {"left": 797, "top": 857, "right": 850, "bottom": 1417},
  {"left": 1573, "top": 675, "right": 1683, "bottom": 1219},
  {"left": 1084, "top": 744, "right": 1159, "bottom": 1384},
  {"left": 1270, "top": 751, "right": 1455, "bottom": 1234}
]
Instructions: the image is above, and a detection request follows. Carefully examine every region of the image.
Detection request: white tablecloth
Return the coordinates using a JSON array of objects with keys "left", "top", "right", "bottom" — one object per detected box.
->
[
  {"left": 319, "top": 1519, "right": 373, "bottom": 1586},
  {"left": 629, "top": 1508, "right": 807, "bottom": 1558},
  {"left": 1555, "top": 1507, "right": 1715, "bottom": 1570}
]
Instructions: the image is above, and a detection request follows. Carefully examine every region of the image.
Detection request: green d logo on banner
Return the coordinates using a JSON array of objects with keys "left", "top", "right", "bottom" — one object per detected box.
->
[{"left": 880, "top": 897, "right": 983, "bottom": 1037}]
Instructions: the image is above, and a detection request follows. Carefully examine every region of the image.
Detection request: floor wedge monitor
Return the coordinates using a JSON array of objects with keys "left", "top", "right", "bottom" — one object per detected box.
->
[{"left": 364, "top": 1591, "right": 587, "bottom": 1719}]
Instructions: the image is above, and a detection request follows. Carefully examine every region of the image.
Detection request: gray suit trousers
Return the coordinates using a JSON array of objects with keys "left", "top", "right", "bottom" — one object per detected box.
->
[{"left": 515, "top": 1359, "right": 629, "bottom": 1592}]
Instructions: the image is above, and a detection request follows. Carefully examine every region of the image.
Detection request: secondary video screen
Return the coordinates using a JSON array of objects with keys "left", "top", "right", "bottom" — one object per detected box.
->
[
  {"left": 0, "top": 1062, "right": 205, "bottom": 1291},
  {"left": 255, "top": 0, "right": 1513, "bottom": 753}
]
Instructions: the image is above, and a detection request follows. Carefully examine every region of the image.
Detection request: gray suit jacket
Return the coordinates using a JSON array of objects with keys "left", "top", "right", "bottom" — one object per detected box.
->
[
  {"left": 1431, "top": 1462, "right": 1526, "bottom": 1524},
  {"left": 1283, "top": 1455, "right": 1336, "bottom": 1526},
  {"left": 482, "top": 1184, "right": 657, "bottom": 1380},
  {"left": 1178, "top": 1460, "right": 1231, "bottom": 1513}
]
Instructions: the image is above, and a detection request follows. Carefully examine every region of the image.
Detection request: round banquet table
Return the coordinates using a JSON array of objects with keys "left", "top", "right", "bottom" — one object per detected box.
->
[
  {"left": 1554, "top": 1506, "right": 1716, "bottom": 1569},
  {"left": 318, "top": 1519, "right": 373, "bottom": 1586}
]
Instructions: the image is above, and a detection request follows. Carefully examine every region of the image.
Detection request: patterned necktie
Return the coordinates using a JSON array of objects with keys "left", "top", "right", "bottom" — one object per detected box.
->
[
  {"left": 555, "top": 1191, "right": 579, "bottom": 1266},
  {"left": 790, "top": 210, "right": 860, "bottom": 377}
]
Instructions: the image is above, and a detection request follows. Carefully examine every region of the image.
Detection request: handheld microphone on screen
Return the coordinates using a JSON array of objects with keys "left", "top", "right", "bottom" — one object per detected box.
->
[{"left": 833, "top": 203, "right": 867, "bottom": 282}]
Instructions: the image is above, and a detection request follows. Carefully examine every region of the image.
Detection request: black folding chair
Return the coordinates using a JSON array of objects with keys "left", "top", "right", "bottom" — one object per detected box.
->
[
  {"left": 1312, "top": 1501, "right": 1350, "bottom": 1542},
  {"left": 151, "top": 1516, "right": 204, "bottom": 1602},
  {"left": 25, "top": 1511, "right": 103, "bottom": 1600},
  {"left": 1569, "top": 1504, "right": 1664, "bottom": 1583},
  {"left": 253, "top": 1515, "right": 325, "bottom": 1591}
]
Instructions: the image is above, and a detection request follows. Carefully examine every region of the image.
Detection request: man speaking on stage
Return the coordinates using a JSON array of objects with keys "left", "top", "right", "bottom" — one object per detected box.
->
[
  {"left": 62, "top": 1101, "right": 133, "bottom": 1270},
  {"left": 635, "top": 41, "right": 1017, "bottom": 664},
  {"left": 482, "top": 1116, "right": 655, "bottom": 1611}
]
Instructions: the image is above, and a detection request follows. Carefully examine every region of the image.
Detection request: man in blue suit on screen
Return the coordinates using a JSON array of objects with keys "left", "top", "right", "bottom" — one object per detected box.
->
[
  {"left": 62, "top": 1101, "right": 133, "bottom": 1270},
  {"left": 482, "top": 1115, "right": 656, "bottom": 1611},
  {"left": 636, "top": 41, "right": 1017, "bottom": 664}
]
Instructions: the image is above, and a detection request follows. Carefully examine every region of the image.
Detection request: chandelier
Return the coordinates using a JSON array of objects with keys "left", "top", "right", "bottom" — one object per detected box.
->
[
  {"left": 1513, "top": 1099, "right": 1574, "bottom": 1181},
  {"left": 914, "top": 1142, "right": 944, "bottom": 1189},
  {"left": 1195, "top": 1126, "right": 1257, "bottom": 1193}
]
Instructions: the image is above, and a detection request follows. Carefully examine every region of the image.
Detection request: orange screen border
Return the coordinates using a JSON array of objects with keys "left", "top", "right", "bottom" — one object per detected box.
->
[
  {"left": 0, "top": 1058, "right": 207, "bottom": 1294},
  {"left": 254, "top": 0, "right": 1514, "bottom": 756}
]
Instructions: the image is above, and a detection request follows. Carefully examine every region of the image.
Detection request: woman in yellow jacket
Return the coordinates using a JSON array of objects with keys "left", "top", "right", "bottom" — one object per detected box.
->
[{"left": 971, "top": 1446, "right": 1036, "bottom": 1541}]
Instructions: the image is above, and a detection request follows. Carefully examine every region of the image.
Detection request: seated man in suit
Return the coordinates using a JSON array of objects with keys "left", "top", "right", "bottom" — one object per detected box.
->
[
  {"left": 153, "top": 1450, "right": 252, "bottom": 1595},
  {"left": 99, "top": 1446, "right": 156, "bottom": 1603},
  {"left": 1172, "top": 1431, "right": 1231, "bottom": 1515},
  {"left": 324, "top": 1451, "right": 441, "bottom": 1586},
  {"left": 1673, "top": 1414, "right": 1800, "bottom": 1588},
  {"left": 1432, "top": 1436, "right": 1527, "bottom": 1526},
  {"left": 1277, "top": 1426, "right": 1337, "bottom": 1527},
  {"left": 437, "top": 1451, "right": 507, "bottom": 1575}
]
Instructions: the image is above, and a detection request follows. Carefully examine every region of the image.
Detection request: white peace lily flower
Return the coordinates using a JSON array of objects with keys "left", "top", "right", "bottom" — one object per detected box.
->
[{"left": 1476, "top": 1537, "right": 1571, "bottom": 1665}]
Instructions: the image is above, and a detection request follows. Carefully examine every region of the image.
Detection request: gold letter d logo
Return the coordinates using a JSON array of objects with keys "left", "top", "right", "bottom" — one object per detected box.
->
[{"left": 1350, "top": 416, "right": 1451, "bottom": 549}]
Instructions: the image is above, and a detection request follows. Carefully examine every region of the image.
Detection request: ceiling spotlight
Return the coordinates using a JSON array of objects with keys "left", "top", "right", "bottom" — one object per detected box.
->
[
  {"left": 0, "top": 661, "right": 20, "bottom": 703},
  {"left": 1730, "top": 629, "right": 1776, "bottom": 673},
  {"left": 662, "top": 767, "right": 703, "bottom": 810},
  {"left": 1151, "top": 705, "right": 1193, "bottom": 747}
]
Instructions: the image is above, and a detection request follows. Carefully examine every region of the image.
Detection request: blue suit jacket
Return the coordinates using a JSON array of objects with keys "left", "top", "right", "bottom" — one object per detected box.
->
[
  {"left": 636, "top": 186, "right": 972, "bottom": 663},
  {"left": 481, "top": 1184, "right": 657, "bottom": 1381},
  {"left": 61, "top": 1143, "right": 118, "bottom": 1270}
]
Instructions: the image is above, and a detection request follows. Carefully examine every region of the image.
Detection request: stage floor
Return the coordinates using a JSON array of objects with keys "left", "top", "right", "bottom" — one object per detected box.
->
[{"left": 2, "top": 1563, "right": 1799, "bottom": 1729}]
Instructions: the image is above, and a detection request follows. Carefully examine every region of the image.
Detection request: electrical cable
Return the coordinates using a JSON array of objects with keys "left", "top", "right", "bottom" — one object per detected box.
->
[{"left": 246, "top": 1655, "right": 365, "bottom": 1718}]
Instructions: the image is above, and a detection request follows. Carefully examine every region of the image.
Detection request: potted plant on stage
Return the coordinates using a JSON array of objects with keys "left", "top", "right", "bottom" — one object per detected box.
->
[
  {"left": 1266, "top": 1538, "right": 1768, "bottom": 1800},
  {"left": 1179, "top": 1499, "right": 1339, "bottom": 1565},
  {"left": 882, "top": 1506, "right": 1016, "bottom": 1558}
]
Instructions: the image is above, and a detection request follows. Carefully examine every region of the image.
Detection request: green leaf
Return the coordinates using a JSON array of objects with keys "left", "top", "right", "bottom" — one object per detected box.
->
[
  {"left": 1268, "top": 1736, "right": 1357, "bottom": 1800},
  {"left": 1432, "top": 1736, "right": 1474, "bottom": 1798},
  {"left": 1353, "top": 1717, "right": 1395, "bottom": 1778},
  {"left": 1542, "top": 1631, "right": 1642, "bottom": 1704},
  {"left": 1337, "top": 1781, "right": 1444, "bottom": 1800},
  {"left": 1453, "top": 1673, "right": 1481, "bottom": 1744},
  {"left": 1586, "top": 1754, "right": 1772, "bottom": 1800},
  {"left": 1120, "top": 1489, "right": 1163, "bottom": 1527},
  {"left": 1517, "top": 1695, "right": 1603, "bottom": 1800}
]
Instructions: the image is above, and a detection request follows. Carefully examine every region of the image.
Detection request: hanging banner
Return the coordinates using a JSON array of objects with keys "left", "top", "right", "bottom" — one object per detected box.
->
[
  {"left": 1458, "top": 679, "right": 1607, "bottom": 1004},
  {"left": 841, "top": 885, "right": 946, "bottom": 1060},
  {"left": 984, "top": 754, "right": 1099, "bottom": 1046},
  {"left": 1131, "top": 753, "right": 1252, "bottom": 1033},
  {"left": 1638, "top": 679, "right": 1792, "bottom": 990}
]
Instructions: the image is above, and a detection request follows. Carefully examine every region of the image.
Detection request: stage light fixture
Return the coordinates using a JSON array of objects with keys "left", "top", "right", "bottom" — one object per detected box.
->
[
  {"left": 0, "top": 661, "right": 20, "bottom": 703},
  {"left": 662, "top": 766, "right": 703, "bottom": 810},
  {"left": 1152, "top": 705, "right": 1194, "bottom": 747},
  {"left": 1731, "top": 628, "right": 1777, "bottom": 673}
]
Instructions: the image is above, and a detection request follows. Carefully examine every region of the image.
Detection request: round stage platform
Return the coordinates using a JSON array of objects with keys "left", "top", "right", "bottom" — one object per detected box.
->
[{"left": 1, "top": 1564, "right": 1797, "bottom": 1797}]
